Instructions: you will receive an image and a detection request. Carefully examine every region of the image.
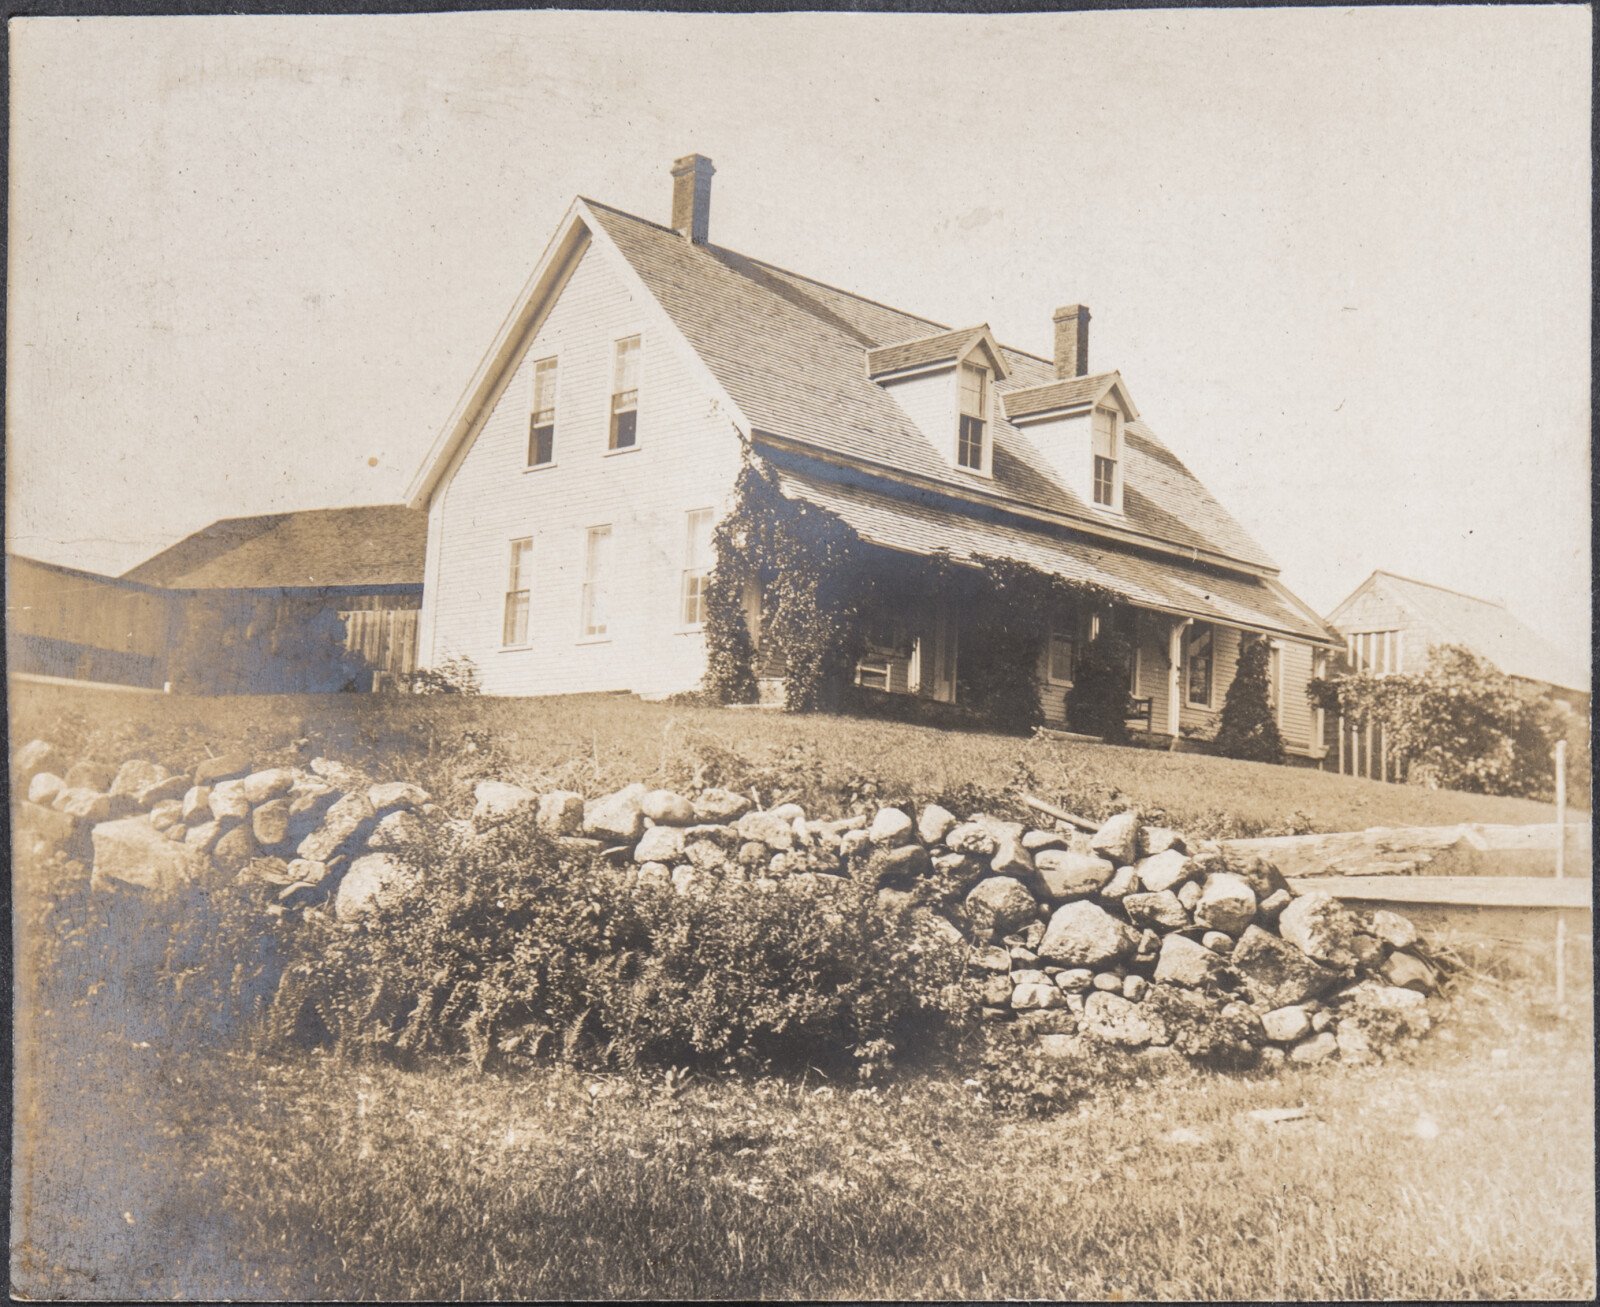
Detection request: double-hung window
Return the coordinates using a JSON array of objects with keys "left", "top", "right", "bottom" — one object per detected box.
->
[
  {"left": 1092, "top": 406, "right": 1120, "bottom": 507},
  {"left": 528, "top": 357, "right": 557, "bottom": 467},
  {"left": 609, "top": 336, "right": 641, "bottom": 450},
  {"left": 503, "top": 538, "right": 533, "bottom": 646},
  {"left": 580, "top": 525, "right": 612, "bottom": 639},
  {"left": 1185, "top": 621, "right": 1214, "bottom": 708},
  {"left": 957, "top": 361, "right": 987, "bottom": 471},
  {"left": 1046, "top": 625, "right": 1074, "bottom": 685},
  {"left": 680, "top": 508, "right": 714, "bottom": 628}
]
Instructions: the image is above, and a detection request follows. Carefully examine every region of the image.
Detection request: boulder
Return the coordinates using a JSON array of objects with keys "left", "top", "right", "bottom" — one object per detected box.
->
[
  {"left": 945, "top": 823, "right": 998, "bottom": 857},
  {"left": 973, "top": 944, "right": 1012, "bottom": 971},
  {"left": 184, "top": 820, "right": 226, "bottom": 855},
  {"left": 1201, "top": 931, "right": 1234, "bottom": 954},
  {"left": 636, "top": 862, "right": 671, "bottom": 889},
  {"left": 90, "top": 816, "right": 212, "bottom": 895},
  {"left": 53, "top": 788, "right": 112, "bottom": 822},
  {"left": 1083, "top": 991, "right": 1163, "bottom": 1046},
  {"left": 367, "top": 781, "right": 430, "bottom": 814},
  {"left": 1152, "top": 933, "right": 1231, "bottom": 989},
  {"left": 988, "top": 832, "right": 1035, "bottom": 880},
  {"left": 582, "top": 783, "right": 648, "bottom": 842},
  {"left": 109, "top": 760, "right": 169, "bottom": 799},
  {"left": 1011, "top": 982, "right": 1065, "bottom": 1011},
  {"left": 877, "top": 887, "right": 915, "bottom": 913},
  {"left": 1097, "top": 864, "right": 1140, "bottom": 901},
  {"left": 916, "top": 804, "right": 958, "bottom": 845},
  {"left": 369, "top": 810, "right": 422, "bottom": 850},
  {"left": 208, "top": 780, "right": 252, "bottom": 821},
  {"left": 1258, "top": 888, "right": 1292, "bottom": 920},
  {"left": 536, "top": 790, "right": 585, "bottom": 835},
  {"left": 1122, "top": 974, "right": 1148, "bottom": 1002},
  {"left": 193, "top": 753, "right": 252, "bottom": 787},
  {"left": 27, "top": 772, "right": 65, "bottom": 806},
  {"left": 1221, "top": 852, "right": 1291, "bottom": 902},
  {"left": 767, "top": 802, "right": 806, "bottom": 823},
  {"left": 473, "top": 780, "right": 539, "bottom": 828},
  {"left": 736, "top": 841, "right": 768, "bottom": 868},
  {"left": 335, "top": 852, "right": 420, "bottom": 923},
  {"left": 964, "top": 876, "right": 1038, "bottom": 942},
  {"left": 63, "top": 761, "right": 116, "bottom": 792},
  {"left": 1289, "top": 1031, "right": 1339, "bottom": 1064},
  {"left": 1055, "top": 968, "right": 1094, "bottom": 992},
  {"left": 1136, "top": 849, "right": 1191, "bottom": 893},
  {"left": 1021, "top": 827, "right": 1067, "bottom": 853},
  {"left": 671, "top": 866, "right": 700, "bottom": 895},
  {"left": 1278, "top": 892, "right": 1385, "bottom": 970},
  {"left": 15, "top": 800, "right": 92, "bottom": 861},
  {"left": 238, "top": 856, "right": 295, "bottom": 889},
  {"left": 1089, "top": 811, "right": 1141, "bottom": 865},
  {"left": 878, "top": 844, "right": 932, "bottom": 883},
  {"left": 1193, "top": 873, "right": 1257, "bottom": 936},
  {"left": 1380, "top": 951, "right": 1436, "bottom": 994},
  {"left": 13, "top": 739, "right": 57, "bottom": 784},
  {"left": 634, "top": 825, "right": 685, "bottom": 864},
  {"left": 1139, "top": 825, "right": 1185, "bottom": 858},
  {"left": 1261, "top": 1005, "right": 1311, "bottom": 1043},
  {"left": 135, "top": 774, "right": 191, "bottom": 808},
  {"left": 1370, "top": 909, "right": 1420, "bottom": 952},
  {"left": 692, "top": 788, "right": 752, "bottom": 823},
  {"left": 1177, "top": 880, "right": 1203, "bottom": 912},
  {"left": 1122, "top": 890, "right": 1190, "bottom": 931},
  {"left": 297, "top": 792, "right": 377, "bottom": 863},
  {"left": 736, "top": 810, "right": 795, "bottom": 851},
  {"left": 1092, "top": 971, "right": 1123, "bottom": 991},
  {"left": 149, "top": 799, "right": 184, "bottom": 831},
  {"left": 287, "top": 858, "right": 332, "bottom": 886},
  {"left": 1229, "top": 924, "right": 1345, "bottom": 1009},
  {"left": 839, "top": 829, "right": 871, "bottom": 860},
  {"left": 640, "top": 790, "right": 696, "bottom": 826},
  {"left": 1038, "top": 900, "right": 1141, "bottom": 968},
  {"left": 213, "top": 823, "right": 260, "bottom": 868},
  {"left": 1034, "top": 849, "right": 1114, "bottom": 900},
  {"left": 1342, "top": 982, "right": 1432, "bottom": 1038},
  {"left": 181, "top": 786, "right": 212, "bottom": 825},
  {"left": 868, "top": 807, "right": 914, "bottom": 845},
  {"left": 980, "top": 975, "right": 1014, "bottom": 1007},
  {"left": 252, "top": 799, "right": 293, "bottom": 848},
  {"left": 684, "top": 838, "right": 733, "bottom": 874}
]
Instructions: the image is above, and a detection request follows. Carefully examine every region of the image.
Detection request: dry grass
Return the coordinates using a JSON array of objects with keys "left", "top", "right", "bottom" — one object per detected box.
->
[{"left": 8, "top": 680, "right": 1571, "bottom": 839}]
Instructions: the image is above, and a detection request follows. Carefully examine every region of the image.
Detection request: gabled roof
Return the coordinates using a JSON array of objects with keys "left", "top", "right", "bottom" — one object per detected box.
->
[
  {"left": 865, "top": 325, "right": 1009, "bottom": 380},
  {"left": 1002, "top": 371, "right": 1138, "bottom": 423},
  {"left": 123, "top": 505, "right": 427, "bottom": 590},
  {"left": 1330, "top": 571, "right": 1589, "bottom": 694}
]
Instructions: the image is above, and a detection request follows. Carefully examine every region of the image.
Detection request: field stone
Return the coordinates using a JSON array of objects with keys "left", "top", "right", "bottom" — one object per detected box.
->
[
  {"left": 988, "top": 832, "right": 1035, "bottom": 880},
  {"left": 1021, "top": 828, "right": 1068, "bottom": 853},
  {"left": 1011, "top": 982, "right": 1065, "bottom": 1011},
  {"left": 1380, "top": 951, "right": 1437, "bottom": 994},
  {"left": 184, "top": 820, "right": 225, "bottom": 854},
  {"left": 1082, "top": 991, "right": 1162, "bottom": 1046},
  {"left": 298, "top": 792, "right": 377, "bottom": 863},
  {"left": 242, "top": 768, "right": 295, "bottom": 805},
  {"left": 634, "top": 825, "right": 685, "bottom": 864},
  {"left": 28, "top": 773, "right": 65, "bottom": 806},
  {"left": 335, "top": 852, "right": 420, "bottom": 923},
  {"left": 1139, "top": 825, "right": 1185, "bottom": 858},
  {"left": 1223, "top": 853, "right": 1293, "bottom": 902},
  {"left": 1089, "top": 812, "right": 1141, "bottom": 866},
  {"left": 1152, "top": 933, "right": 1231, "bottom": 989},
  {"left": 1258, "top": 888, "right": 1293, "bottom": 920},
  {"left": 53, "top": 789, "right": 112, "bottom": 822},
  {"left": 1371, "top": 909, "right": 1420, "bottom": 952},
  {"left": 369, "top": 810, "right": 422, "bottom": 850},
  {"left": 1008, "top": 945, "right": 1038, "bottom": 965},
  {"left": 1177, "top": 880, "right": 1203, "bottom": 912},
  {"left": 1230, "top": 924, "right": 1346, "bottom": 1009},
  {"left": 135, "top": 775, "right": 191, "bottom": 808},
  {"left": 736, "top": 811, "right": 795, "bottom": 851},
  {"left": 980, "top": 975, "right": 1013, "bottom": 1007},
  {"left": 278, "top": 881, "right": 329, "bottom": 910},
  {"left": 536, "top": 791, "right": 585, "bottom": 835},
  {"left": 1262, "top": 1005, "right": 1312, "bottom": 1043},
  {"left": 1039, "top": 900, "right": 1141, "bottom": 968},
  {"left": 194, "top": 753, "right": 252, "bottom": 786},
  {"left": 973, "top": 944, "right": 1012, "bottom": 971},
  {"left": 1054, "top": 968, "right": 1094, "bottom": 992},
  {"left": 583, "top": 784, "right": 648, "bottom": 843},
  {"left": 1278, "top": 893, "right": 1385, "bottom": 970},
  {"left": 1092, "top": 971, "right": 1123, "bottom": 992},
  {"left": 965, "top": 876, "right": 1039, "bottom": 942},
  {"left": 878, "top": 844, "right": 932, "bottom": 883},
  {"left": 65, "top": 761, "right": 117, "bottom": 793},
  {"left": 1122, "top": 890, "right": 1190, "bottom": 931},
  {"left": 636, "top": 862, "right": 671, "bottom": 888},
  {"left": 287, "top": 858, "right": 332, "bottom": 886},
  {"left": 207, "top": 780, "right": 251, "bottom": 821},
  {"left": 1312, "top": 1011, "right": 1334, "bottom": 1034},
  {"left": 692, "top": 788, "right": 752, "bottom": 823},
  {"left": 684, "top": 839, "right": 733, "bottom": 874},
  {"left": 1011, "top": 968, "right": 1051, "bottom": 987},
  {"left": 1122, "top": 974, "right": 1148, "bottom": 1002},
  {"left": 368, "top": 782, "right": 430, "bottom": 814},
  {"left": 213, "top": 823, "right": 261, "bottom": 868},
  {"left": 90, "top": 816, "right": 212, "bottom": 895},
  {"left": 1201, "top": 931, "right": 1234, "bottom": 954},
  {"left": 640, "top": 790, "right": 696, "bottom": 826},
  {"left": 1016, "top": 920, "right": 1046, "bottom": 951},
  {"left": 252, "top": 799, "right": 293, "bottom": 847},
  {"left": 1034, "top": 850, "right": 1114, "bottom": 900},
  {"left": 1335, "top": 1019, "right": 1375, "bottom": 1063},
  {"left": 288, "top": 780, "right": 338, "bottom": 822},
  {"left": 945, "top": 823, "right": 998, "bottom": 857},
  {"left": 472, "top": 781, "right": 538, "bottom": 827},
  {"left": 1137, "top": 849, "right": 1191, "bottom": 894},
  {"left": 839, "top": 829, "right": 871, "bottom": 860},
  {"left": 868, "top": 807, "right": 914, "bottom": 845},
  {"left": 736, "top": 841, "right": 768, "bottom": 868},
  {"left": 918, "top": 804, "right": 958, "bottom": 845},
  {"left": 149, "top": 799, "right": 184, "bottom": 831},
  {"left": 13, "top": 740, "right": 56, "bottom": 783},
  {"left": 1194, "top": 873, "right": 1257, "bottom": 935}
]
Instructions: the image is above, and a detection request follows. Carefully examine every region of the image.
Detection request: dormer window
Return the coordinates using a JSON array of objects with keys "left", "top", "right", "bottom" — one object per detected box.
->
[
  {"left": 1092, "top": 405, "right": 1120, "bottom": 508},
  {"left": 958, "top": 361, "right": 988, "bottom": 471}
]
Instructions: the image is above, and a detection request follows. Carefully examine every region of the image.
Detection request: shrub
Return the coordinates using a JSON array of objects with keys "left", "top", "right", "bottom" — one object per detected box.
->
[
  {"left": 1064, "top": 634, "right": 1134, "bottom": 744},
  {"left": 393, "top": 654, "right": 482, "bottom": 696},
  {"left": 275, "top": 813, "right": 975, "bottom": 1076},
  {"left": 1214, "top": 635, "right": 1286, "bottom": 764}
]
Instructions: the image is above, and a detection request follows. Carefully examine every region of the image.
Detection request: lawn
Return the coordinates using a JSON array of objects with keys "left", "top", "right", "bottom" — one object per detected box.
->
[{"left": 8, "top": 680, "right": 1573, "bottom": 840}]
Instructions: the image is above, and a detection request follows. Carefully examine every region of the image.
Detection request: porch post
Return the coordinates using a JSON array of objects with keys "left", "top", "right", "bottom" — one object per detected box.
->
[{"left": 1166, "top": 618, "right": 1191, "bottom": 737}]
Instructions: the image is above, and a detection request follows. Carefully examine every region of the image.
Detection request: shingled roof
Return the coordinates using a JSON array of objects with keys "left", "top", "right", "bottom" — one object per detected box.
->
[
  {"left": 123, "top": 505, "right": 426, "bottom": 590},
  {"left": 865, "top": 326, "right": 1008, "bottom": 379},
  {"left": 581, "top": 200, "right": 1279, "bottom": 574}
]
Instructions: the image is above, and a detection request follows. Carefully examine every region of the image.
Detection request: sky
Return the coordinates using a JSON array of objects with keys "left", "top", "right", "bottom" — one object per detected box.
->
[{"left": 7, "top": 8, "right": 1591, "bottom": 667}]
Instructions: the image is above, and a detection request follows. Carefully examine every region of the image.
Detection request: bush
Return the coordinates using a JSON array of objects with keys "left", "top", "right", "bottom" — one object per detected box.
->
[
  {"left": 1214, "top": 636, "right": 1286, "bottom": 764},
  {"left": 274, "top": 813, "right": 975, "bottom": 1076},
  {"left": 392, "top": 654, "right": 482, "bottom": 696},
  {"left": 1064, "top": 634, "right": 1133, "bottom": 744}
]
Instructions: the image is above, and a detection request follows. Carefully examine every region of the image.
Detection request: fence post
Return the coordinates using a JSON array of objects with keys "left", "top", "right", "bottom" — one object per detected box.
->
[{"left": 1554, "top": 738, "right": 1567, "bottom": 1007}]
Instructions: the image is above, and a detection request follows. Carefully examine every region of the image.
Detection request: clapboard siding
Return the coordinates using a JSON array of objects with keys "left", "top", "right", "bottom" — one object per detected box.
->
[
  {"left": 1277, "top": 638, "right": 1315, "bottom": 750},
  {"left": 1178, "top": 622, "right": 1239, "bottom": 732},
  {"left": 423, "top": 240, "right": 741, "bottom": 697}
]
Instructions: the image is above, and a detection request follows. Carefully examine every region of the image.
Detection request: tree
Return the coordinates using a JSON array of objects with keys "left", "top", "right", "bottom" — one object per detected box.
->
[
  {"left": 1064, "top": 634, "right": 1133, "bottom": 744},
  {"left": 1214, "top": 635, "right": 1286, "bottom": 764}
]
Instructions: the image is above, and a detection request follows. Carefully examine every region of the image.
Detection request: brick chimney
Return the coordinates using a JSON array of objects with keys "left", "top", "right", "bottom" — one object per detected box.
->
[
  {"left": 670, "top": 154, "right": 715, "bottom": 245},
  {"left": 1053, "top": 304, "right": 1090, "bottom": 379}
]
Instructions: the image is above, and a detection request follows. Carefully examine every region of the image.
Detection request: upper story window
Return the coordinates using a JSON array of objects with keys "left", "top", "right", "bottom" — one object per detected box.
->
[
  {"left": 1092, "top": 406, "right": 1120, "bottom": 507},
  {"left": 503, "top": 538, "right": 533, "bottom": 646},
  {"left": 609, "top": 336, "right": 641, "bottom": 450},
  {"left": 528, "top": 357, "right": 557, "bottom": 467},
  {"left": 680, "top": 508, "right": 714, "bottom": 628},
  {"left": 1349, "top": 630, "right": 1401, "bottom": 675},
  {"left": 957, "top": 361, "right": 988, "bottom": 471}
]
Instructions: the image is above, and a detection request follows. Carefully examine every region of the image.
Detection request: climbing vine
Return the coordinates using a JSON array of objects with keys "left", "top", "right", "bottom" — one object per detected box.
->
[{"left": 703, "top": 449, "right": 1130, "bottom": 730}]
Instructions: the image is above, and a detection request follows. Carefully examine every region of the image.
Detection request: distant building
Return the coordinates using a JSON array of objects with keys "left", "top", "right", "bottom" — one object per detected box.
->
[{"left": 6, "top": 554, "right": 179, "bottom": 689}]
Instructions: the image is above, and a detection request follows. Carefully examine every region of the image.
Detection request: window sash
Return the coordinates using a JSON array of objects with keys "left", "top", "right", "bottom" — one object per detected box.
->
[
  {"left": 959, "top": 362, "right": 987, "bottom": 416},
  {"left": 503, "top": 539, "right": 533, "bottom": 645},
  {"left": 680, "top": 509, "right": 714, "bottom": 626},
  {"left": 1048, "top": 631, "right": 1074, "bottom": 684},
  {"left": 612, "top": 337, "right": 640, "bottom": 394},
  {"left": 958, "top": 414, "right": 985, "bottom": 469},
  {"left": 1093, "top": 455, "right": 1116, "bottom": 506},
  {"left": 1092, "top": 407, "right": 1117, "bottom": 457},
  {"left": 581, "top": 526, "right": 611, "bottom": 638},
  {"left": 528, "top": 416, "right": 554, "bottom": 467},
  {"left": 1186, "top": 622, "right": 1213, "bottom": 706}
]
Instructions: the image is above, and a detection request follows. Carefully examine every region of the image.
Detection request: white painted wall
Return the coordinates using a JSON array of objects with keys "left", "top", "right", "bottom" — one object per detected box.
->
[
  {"left": 879, "top": 368, "right": 956, "bottom": 467},
  {"left": 419, "top": 238, "right": 742, "bottom": 697}
]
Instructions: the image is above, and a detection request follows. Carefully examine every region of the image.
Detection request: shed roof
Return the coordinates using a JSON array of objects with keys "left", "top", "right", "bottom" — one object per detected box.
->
[{"left": 122, "top": 505, "right": 427, "bottom": 590}]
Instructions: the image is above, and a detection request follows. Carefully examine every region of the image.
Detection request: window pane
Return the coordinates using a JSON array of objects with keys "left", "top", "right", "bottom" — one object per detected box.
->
[
  {"left": 959, "top": 415, "right": 984, "bottom": 469},
  {"left": 686, "top": 509, "right": 714, "bottom": 568},
  {"left": 1049, "top": 633, "right": 1073, "bottom": 682},
  {"left": 582, "top": 527, "right": 611, "bottom": 636},
  {"left": 503, "top": 591, "right": 529, "bottom": 646},
  {"left": 532, "top": 357, "right": 557, "bottom": 415},
  {"left": 508, "top": 538, "right": 532, "bottom": 590},
  {"left": 610, "top": 408, "right": 637, "bottom": 450},
  {"left": 681, "top": 572, "right": 707, "bottom": 627},
  {"left": 1093, "top": 455, "right": 1116, "bottom": 505},
  {"left": 959, "top": 362, "right": 986, "bottom": 416},
  {"left": 1187, "top": 623, "right": 1212, "bottom": 704},
  {"left": 613, "top": 336, "right": 640, "bottom": 393},
  {"left": 1092, "top": 407, "right": 1117, "bottom": 457},
  {"left": 529, "top": 419, "right": 554, "bottom": 466}
]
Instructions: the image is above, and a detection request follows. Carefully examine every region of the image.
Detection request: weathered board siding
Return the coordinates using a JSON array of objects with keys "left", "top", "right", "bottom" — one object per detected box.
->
[
  {"left": 422, "top": 239, "right": 741, "bottom": 698},
  {"left": 1333, "top": 582, "right": 1431, "bottom": 674},
  {"left": 1276, "top": 638, "right": 1316, "bottom": 751},
  {"left": 5, "top": 556, "right": 177, "bottom": 688}
]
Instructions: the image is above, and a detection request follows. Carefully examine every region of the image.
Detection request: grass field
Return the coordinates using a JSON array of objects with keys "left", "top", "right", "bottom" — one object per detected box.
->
[{"left": 8, "top": 679, "right": 1572, "bottom": 839}]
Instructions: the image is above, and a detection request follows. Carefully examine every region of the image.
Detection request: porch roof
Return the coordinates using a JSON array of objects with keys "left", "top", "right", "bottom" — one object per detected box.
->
[{"left": 774, "top": 467, "right": 1336, "bottom": 646}]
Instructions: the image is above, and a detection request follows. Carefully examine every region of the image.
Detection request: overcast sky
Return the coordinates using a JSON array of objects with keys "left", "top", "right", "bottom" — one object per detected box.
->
[{"left": 8, "top": 8, "right": 1591, "bottom": 666}]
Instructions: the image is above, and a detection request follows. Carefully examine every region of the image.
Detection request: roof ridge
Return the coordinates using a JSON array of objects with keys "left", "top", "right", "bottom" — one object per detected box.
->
[{"left": 1376, "top": 569, "right": 1507, "bottom": 608}]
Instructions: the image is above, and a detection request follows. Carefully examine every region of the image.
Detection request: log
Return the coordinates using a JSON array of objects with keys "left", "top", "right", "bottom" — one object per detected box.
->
[{"left": 1020, "top": 793, "right": 1098, "bottom": 833}]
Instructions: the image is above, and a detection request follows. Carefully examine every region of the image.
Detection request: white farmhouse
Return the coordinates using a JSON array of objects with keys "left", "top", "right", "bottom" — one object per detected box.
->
[{"left": 406, "top": 156, "right": 1338, "bottom": 757}]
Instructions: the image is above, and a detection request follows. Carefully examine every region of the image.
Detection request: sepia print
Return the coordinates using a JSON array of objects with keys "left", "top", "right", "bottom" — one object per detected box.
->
[{"left": 8, "top": 8, "right": 1592, "bottom": 1299}]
